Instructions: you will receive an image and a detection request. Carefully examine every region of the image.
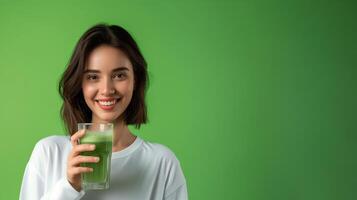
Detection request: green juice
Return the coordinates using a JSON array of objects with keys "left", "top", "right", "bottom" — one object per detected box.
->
[{"left": 80, "top": 131, "right": 112, "bottom": 189}]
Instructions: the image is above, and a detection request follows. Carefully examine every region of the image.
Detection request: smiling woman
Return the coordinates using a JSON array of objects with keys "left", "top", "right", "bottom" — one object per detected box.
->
[{"left": 19, "top": 24, "right": 188, "bottom": 200}]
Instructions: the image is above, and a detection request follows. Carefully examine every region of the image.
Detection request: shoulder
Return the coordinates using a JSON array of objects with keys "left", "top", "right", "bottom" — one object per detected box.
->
[
  {"left": 140, "top": 139, "right": 185, "bottom": 175},
  {"left": 140, "top": 139, "right": 187, "bottom": 195},
  {"left": 141, "top": 139, "right": 179, "bottom": 162},
  {"left": 33, "top": 135, "right": 71, "bottom": 156},
  {"left": 27, "top": 135, "right": 71, "bottom": 170},
  {"left": 35, "top": 135, "right": 70, "bottom": 148}
]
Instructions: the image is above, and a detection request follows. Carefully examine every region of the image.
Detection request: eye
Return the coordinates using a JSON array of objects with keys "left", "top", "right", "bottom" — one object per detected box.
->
[
  {"left": 113, "top": 73, "right": 127, "bottom": 80},
  {"left": 86, "top": 74, "right": 98, "bottom": 80}
]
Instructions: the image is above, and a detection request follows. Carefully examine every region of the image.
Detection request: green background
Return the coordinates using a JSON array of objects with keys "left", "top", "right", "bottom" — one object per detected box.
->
[{"left": 0, "top": 0, "right": 356, "bottom": 199}]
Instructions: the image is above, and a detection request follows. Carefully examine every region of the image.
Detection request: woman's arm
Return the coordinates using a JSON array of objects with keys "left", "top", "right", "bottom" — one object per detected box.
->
[
  {"left": 164, "top": 183, "right": 188, "bottom": 200},
  {"left": 19, "top": 162, "right": 45, "bottom": 199},
  {"left": 161, "top": 146, "right": 188, "bottom": 200},
  {"left": 20, "top": 165, "right": 84, "bottom": 200},
  {"left": 19, "top": 138, "right": 85, "bottom": 200}
]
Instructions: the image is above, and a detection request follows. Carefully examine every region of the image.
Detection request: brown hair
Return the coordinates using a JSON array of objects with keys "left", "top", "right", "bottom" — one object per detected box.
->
[{"left": 58, "top": 24, "right": 148, "bottom": 135}]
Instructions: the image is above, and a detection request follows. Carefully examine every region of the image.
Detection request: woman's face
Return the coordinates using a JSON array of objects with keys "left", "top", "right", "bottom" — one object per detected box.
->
[{"left": 82, "top": 45, "right": 135, "bottom": 123}]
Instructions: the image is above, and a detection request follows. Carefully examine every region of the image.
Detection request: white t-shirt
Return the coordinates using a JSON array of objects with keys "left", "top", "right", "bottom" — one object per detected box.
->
[{"left": 20, "top": 135, "right": 188, "bottom": 200}]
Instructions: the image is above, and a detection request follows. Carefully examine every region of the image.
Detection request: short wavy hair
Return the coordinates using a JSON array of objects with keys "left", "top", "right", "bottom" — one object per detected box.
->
[{"left": 58, "top": 24, "right": 148, "bottom": 135}]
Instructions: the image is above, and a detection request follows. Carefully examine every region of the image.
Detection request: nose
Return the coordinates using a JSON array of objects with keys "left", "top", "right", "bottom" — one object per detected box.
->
[{"left": 99, "top": 77, "right": 115, "bottom": 95}]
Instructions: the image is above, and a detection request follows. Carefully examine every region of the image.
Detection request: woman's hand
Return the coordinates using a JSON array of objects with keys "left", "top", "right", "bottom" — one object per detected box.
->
[{"left": 67, "top": 129, "right": 100, "bottom": 191}]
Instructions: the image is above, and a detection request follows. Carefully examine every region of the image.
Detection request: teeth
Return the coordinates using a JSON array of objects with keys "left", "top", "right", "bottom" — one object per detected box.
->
[{"left": 98, "top": 100, "right": 116, "bottom": 106}]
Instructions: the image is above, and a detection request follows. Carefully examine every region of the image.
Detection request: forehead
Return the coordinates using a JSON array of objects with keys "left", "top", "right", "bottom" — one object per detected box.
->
[{"left": 86, "top": 45, "right": 133, "bottom": 71}]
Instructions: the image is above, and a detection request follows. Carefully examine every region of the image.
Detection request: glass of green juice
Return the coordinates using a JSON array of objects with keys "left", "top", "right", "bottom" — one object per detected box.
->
[{"left": 78, "top": 123, "right": 113, "bottom": 190}]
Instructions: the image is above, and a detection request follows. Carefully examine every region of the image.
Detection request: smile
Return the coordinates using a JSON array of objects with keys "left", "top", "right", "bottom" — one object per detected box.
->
[
  {"left": 98, "top": 100, "right": 116, "bottom": 106},
  {"left": 95, "top": 98, "right": 120, "bottom": 111}
]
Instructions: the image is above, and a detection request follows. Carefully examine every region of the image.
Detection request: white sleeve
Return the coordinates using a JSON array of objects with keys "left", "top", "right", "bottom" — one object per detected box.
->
[
  {"left": 19, "top": 139, "right": 85, "bottom": 200},
  {"left": 40, "top": 178, "right": 85, "bottom": 200},
  {"left": 19, "top": 162, "right": 45, "bottom": 200},
  {"left": 164, "top": 184, "right": 188, "bottom": 200},
  {"left": 163, "top": 149, "right": 188, "bottom": 200}
]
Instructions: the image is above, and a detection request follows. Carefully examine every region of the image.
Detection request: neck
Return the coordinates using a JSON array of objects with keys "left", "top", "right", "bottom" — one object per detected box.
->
[{"left": 111, "top": 119, "right": 136, "bottom": 152}]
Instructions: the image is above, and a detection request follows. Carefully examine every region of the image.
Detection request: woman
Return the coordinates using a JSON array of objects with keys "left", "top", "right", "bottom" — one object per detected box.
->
[{"left": 20, "top": 24, "right": 188, "bottom": 200}]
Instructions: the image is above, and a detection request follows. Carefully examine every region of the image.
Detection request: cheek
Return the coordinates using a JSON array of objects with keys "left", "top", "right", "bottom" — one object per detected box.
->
[
  {"left": 116, "top": 81, "right": 134, "bottom": 95},
  {"left": 82, "top": 84, "right": 97, "bottom": 102}
]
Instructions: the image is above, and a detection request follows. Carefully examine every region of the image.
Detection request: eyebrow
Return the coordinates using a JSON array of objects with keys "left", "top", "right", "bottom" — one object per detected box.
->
[{"left": 84, "top": 66, "right": 129, "bottom": 74}]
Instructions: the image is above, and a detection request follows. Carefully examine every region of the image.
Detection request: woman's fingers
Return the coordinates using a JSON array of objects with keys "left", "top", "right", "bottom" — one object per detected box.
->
[
  {"left": 72, "top": 167, "right": 93, "bottom": 174},
  {"left": 70, "top": 129, "right": 86, "bottom": 146},
  {"left": 67, "top": 129, "right": 95, "bottom": 191},
  {"left": 70, "top": 155, "right": 100, "bottom": 166},
  {"left": 71, "top": 144, "right": 96, "bottom": 156}
]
